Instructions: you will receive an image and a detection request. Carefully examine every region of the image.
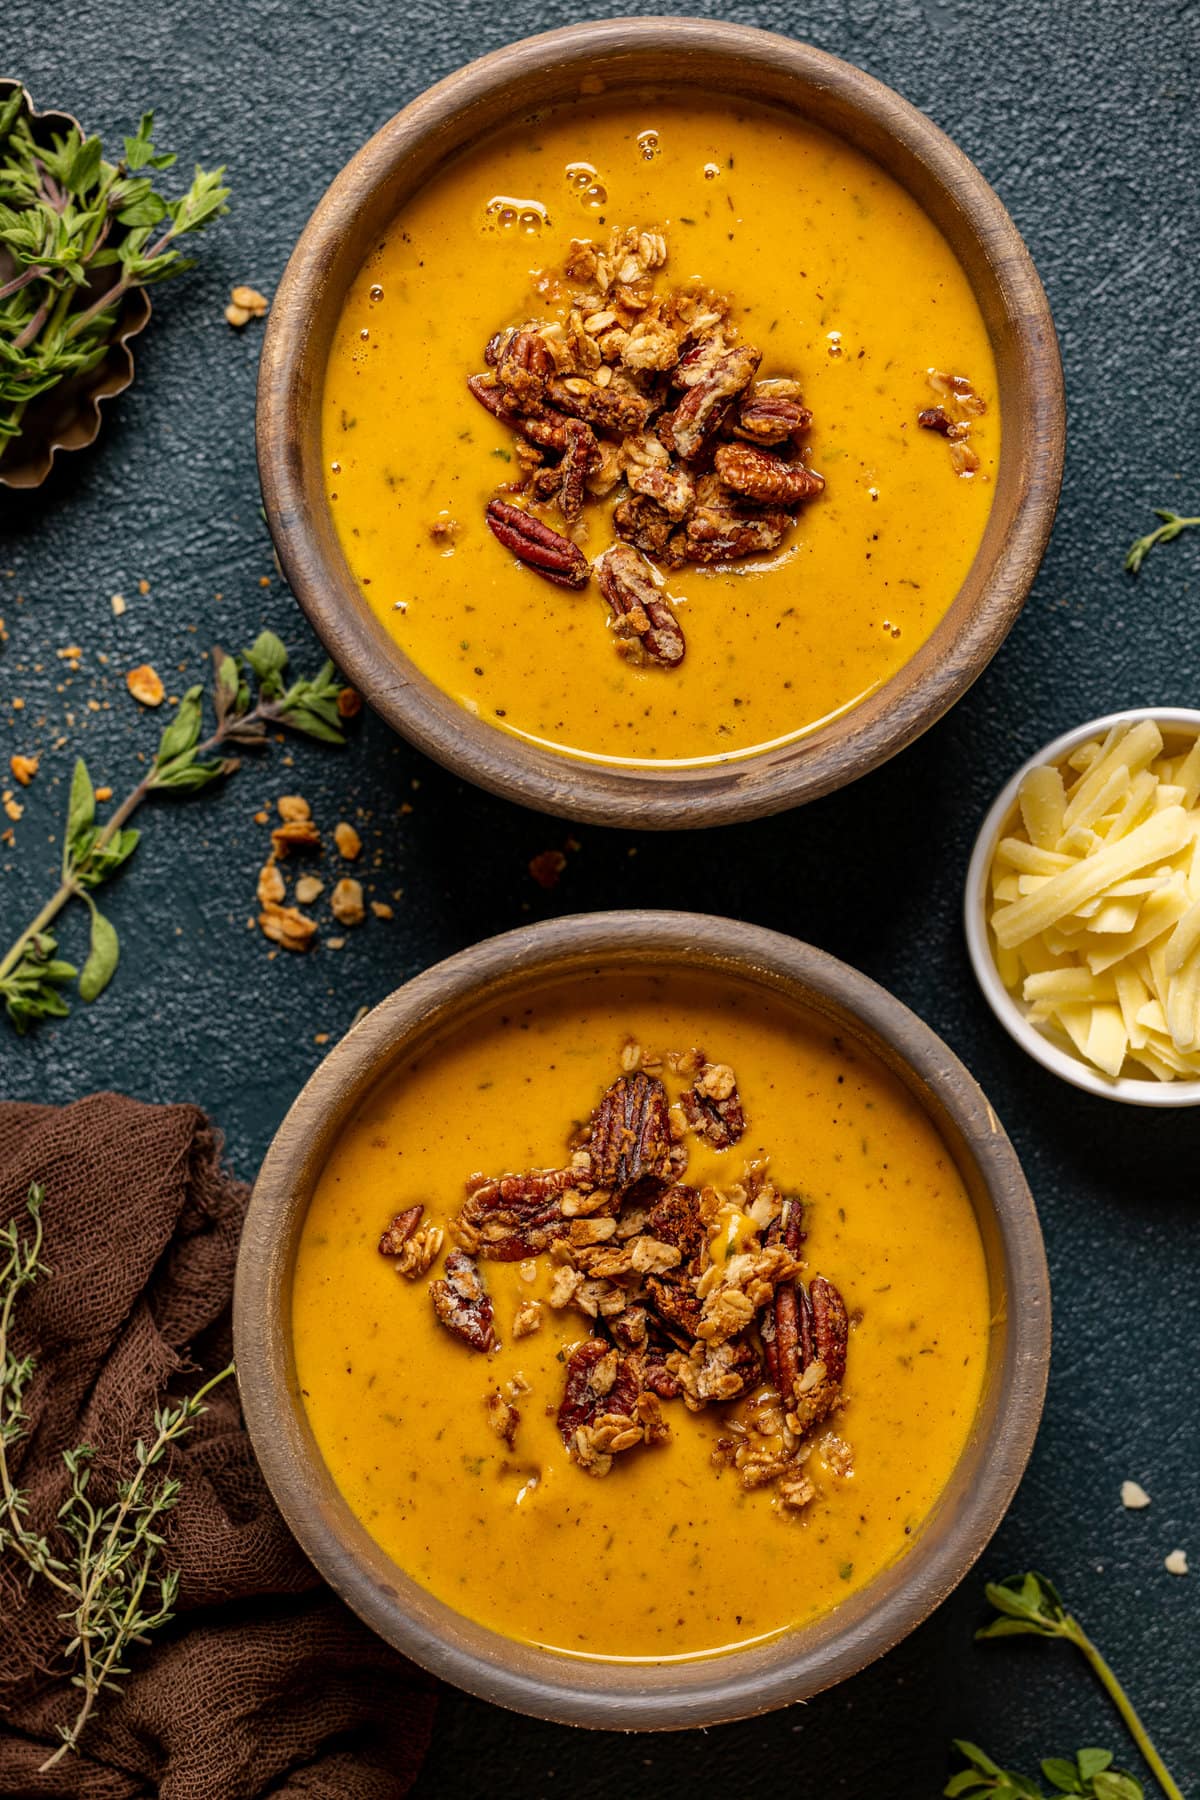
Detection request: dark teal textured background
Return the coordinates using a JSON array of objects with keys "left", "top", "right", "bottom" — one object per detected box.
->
[{"left": 2, "top": 2, "right": 1197, "bottom": 1794}]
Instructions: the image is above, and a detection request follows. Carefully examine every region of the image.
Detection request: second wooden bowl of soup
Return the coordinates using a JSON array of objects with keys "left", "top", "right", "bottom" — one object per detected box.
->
[
  {"left": 258, "top": 19, "right": 1063, "bottom": 828},
  {"left": 235, "top": 912, "right": 1050, "bottom": 1727}
]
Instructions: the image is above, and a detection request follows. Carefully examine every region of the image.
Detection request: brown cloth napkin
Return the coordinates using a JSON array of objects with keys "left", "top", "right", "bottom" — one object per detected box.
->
[{"left": 0, "top": 1095, "right": 436, "bottom": 1800}]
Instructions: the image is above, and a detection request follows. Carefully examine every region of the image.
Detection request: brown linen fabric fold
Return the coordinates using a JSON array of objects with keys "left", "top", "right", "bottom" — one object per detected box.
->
[{"left": 0, "top": 1095, "right": 436, "bottom": 1800}]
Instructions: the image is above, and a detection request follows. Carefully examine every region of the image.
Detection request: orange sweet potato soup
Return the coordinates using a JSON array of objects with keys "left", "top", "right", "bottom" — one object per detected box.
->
[
  {"left": 322, "top": 96, "right": 998, "bottom": 766},
  {"left": 292, "top": 971, "right": 990, "bottom": 1659}
]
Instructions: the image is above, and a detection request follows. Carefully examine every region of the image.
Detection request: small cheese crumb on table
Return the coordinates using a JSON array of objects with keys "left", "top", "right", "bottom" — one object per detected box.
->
[
  {"left": 1121, "top": 1479, "right": 1151, "bottom": 1509},
  {"left": 1164, "top": 1548, "right": 1189, "bottom": 1576}
]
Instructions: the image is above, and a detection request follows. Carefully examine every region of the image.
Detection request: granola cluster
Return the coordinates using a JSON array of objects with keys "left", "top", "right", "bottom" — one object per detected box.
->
[
  {"left": 467, "top": 227, "right": 826, "bottom": 671},
  {"left": 917, "top": 367, "right": 986, "bottom": 476},
  {"left": 378, "top": 1044, "right": 853, "bottom": 1512}
]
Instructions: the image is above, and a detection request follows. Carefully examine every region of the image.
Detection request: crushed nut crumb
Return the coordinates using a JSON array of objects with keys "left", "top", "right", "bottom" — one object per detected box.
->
[
  {"left": 330, "top": 877, "right": 366, "bottom": 926},
  {"left": 125, "top": 664, "right": 165, "bottom": 707}
]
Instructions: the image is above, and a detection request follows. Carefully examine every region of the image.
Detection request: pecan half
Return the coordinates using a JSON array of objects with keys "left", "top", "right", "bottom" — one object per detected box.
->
[
  {"left": 733, "top": 389, "right": 813, "bottom": 445},
  {"left": 594, "top": 544, "right": 686, "bottom": 670},
  {"left": 680, "top": 1060, "right": 745, "bottom": 1148},
  {"left": 557, "top": 419, "right": 595, "bottom": 522},
  {"left": 378, "top": 1205, "right": 424, "bottom": 1257},
  {"left": 917, "top": 404, "right": 954, "bottom": 436},
  {"left": 458, "top": 1161, "right": 596, "bottom": 1260},
  {"left": 556, "top": 1338, "right": 641, "bottom": 1444},
  {"left": 495, "top": 327, "right": 555, "bottom": 408},
  {"left": 788, "top": 1274, "right": 848, "bottom": 1434},
  {"left": 484, "top": 499, "right": 589, "bottom": 589},
  {"left": 660, "top": 339, "right": 761, "bottom": 460},
  {"left": 761, "top": 1200, "right": 805, "bottom": 1391},
  {"left": 467, "top": 372, "right": 521, "bottom": 423},
  {"left": 642, "top": 1183, "right": 706, "bottom": 1341},
  {"left": 713, "top": 443, "right": 825, "bottom": 507},
  {"left": 588, "top": 1070, "right": 675, "bottom": 1197},
  {"left": 430, "top": 1251, "right": 495, "bottom": 1352},
  {"left": 672, "top": 504, "right": 790, "bottom": 564},
  {"left": 545, "top": 375, "right": 652, "bottom": 435}
]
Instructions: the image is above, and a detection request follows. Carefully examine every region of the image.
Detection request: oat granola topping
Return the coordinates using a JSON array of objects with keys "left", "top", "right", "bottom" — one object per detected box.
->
[
  {"left": 397, "top": 1041, "right": 851, "bottom": 1504},
  {"left": 465, "top": 227, "right": 825, "bottom": 669}
]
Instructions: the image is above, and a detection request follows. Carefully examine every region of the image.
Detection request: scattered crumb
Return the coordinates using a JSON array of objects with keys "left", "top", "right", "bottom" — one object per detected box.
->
[
  {"left": 126, "top": 663, "right": 165, "bottom": 707},
  {"left": 337, "top": 687, "right": 362, "bottom": 719},
  {"left": 271, "top": 817, "right": 321, "bottom": 856},
  {"left": 326, "top": 936, "right": 346, "bottom": 950},
  {"left": 9, "top": 753, "right": 38, "bottom": 786},
  {"left": 258, "top": 901, "right": 318, "bottom": 952},
  {"left": 111, "top": 593, "right": 126, "bottom": 616},
  {"left": 1165, "top": 1549, "right": 1189, "bottom": 1576},
  {"left": 256, "top": 860, "right": 286, "bottom": 906},
  {"left": 11, "top": 697, "right": 23, "bottom": 710},
  {"left": 1121, "top": 1480, "right": 1151, "bottom": 1510},
  {"left": 314, "top": 1032, "right": 330, "bottom": 1045},
  {"left": 529, "top": 848, "right": 567, "bottom": 889},
  {"left": 331, "top": 877, "right": 365, "bottom": 926},
  {"left": 94, "top": 785, "right": 113, "bottom": 802},
  {"left": 294, "top": 874, "right": 324, "bottom": 905},
  {"left": 276, "top": 794, "right": 311, "bottom": 822},
  {"left": 225, "top": 284, "right": 270, "bottom": 328},
  {"left": 370, "top": 900, "right": 393, "bottom": 920},
  {"left": 334, "top": 820, "right": 362, "bottom": 860},
  {"left": 138, "top": 578, "right": 150, "bottom": 595},
  {"left": 253, "top": 809, "right": 269, "bottom": 825},
  {"left": 3, "top": 792, "right": 23, "bottom": 821},
  {"left": 56, "top": 644, "right": 84, "bottom": 666}
]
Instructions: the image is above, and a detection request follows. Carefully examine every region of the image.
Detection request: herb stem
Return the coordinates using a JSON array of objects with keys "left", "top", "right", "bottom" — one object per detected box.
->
[{"left": 1067, "top": 1621, "right": 1184, "bottom": 1800}]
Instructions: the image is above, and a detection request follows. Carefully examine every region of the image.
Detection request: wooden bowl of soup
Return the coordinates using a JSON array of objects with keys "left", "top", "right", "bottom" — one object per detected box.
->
[
  {"left": 234, "top": 912, "right": 1050, "bottom": 1727},
  {"left": 258, "top": 19, "right": 1063, "bottom": 829}
]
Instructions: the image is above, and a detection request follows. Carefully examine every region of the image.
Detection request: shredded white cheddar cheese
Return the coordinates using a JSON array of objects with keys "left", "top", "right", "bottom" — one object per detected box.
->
[{"left": 987, "top": 721, "right": 1200, "bottom": 1081}]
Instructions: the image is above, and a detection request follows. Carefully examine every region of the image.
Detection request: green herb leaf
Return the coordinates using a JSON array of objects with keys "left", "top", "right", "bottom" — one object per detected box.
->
[
  {"left": 243, "top": 629, "right": 289, "bottom": 697},
  {"left": 78, "top": 905, "right": 119, "bottom": 1002},
  {"left": 65, "top": 758, "right": 95, "bottom": 858},
  {"left": 1075, "top": 1752, "right": 1112, "bottom": 1782},
  {"left": 1042, "top": 1758, "right": 1083, "bottom": 1792},
  {"left": 1125, "top": 508, "right": 1200, "bottom": 574},
  {"left": 154, "top": 685, "right": 204, "bottom": 767}
]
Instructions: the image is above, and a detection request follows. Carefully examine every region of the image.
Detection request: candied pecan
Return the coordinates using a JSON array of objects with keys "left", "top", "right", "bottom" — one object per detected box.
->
[
  {"left": 557, "top": 1338, "right": 640, "bottom": 1444},
  {"left": 458, "top": 1161, "right": 597, "bottom": 1260},
  {"left": 733, "top": 389, "right": 813, "bottom": 445},
  {"left": 467, "top": 372, "right": 522, "bottom": 423},
  {"left": 761, "top": 1200, "right": 805, "bottom": 1391},
  {"left": 546, "top": 374, "right": 652, "bottom": 435},
  {"left": 520, "top": 411, "right": 572, "bottom": 454},
  {"left": 680, "top": 1059, "right": 745, "bottom": 1148},
  {"left": 557, "top": 419, "right": 595, "bottom": 522},
  {"left": 713, "top": 443, "right": 825, "bottom": 507},
  {"left": 917, "top": 405, "right": 954, "bottom": 436},
  {"left": 643, "top": 1183, "right": 706, "bottom": 1340},
  {"left": 612, "top": 492, "right": 680, "bottom": 561},
  {"left": 588, "top": 1070, "right": 675, "bottom": 1196},
  {"left": 485, "top": 1389, "right": 520, "bottom": 1447},
  {"left": 696, "top": 1243, "right": 801, "bottom": 1345},
  {"left": 623, "top": 433, "right": 696, "bottom": 520},
  {"left": 378, "top": 1206, "right": 424, "bottom": 1257},
  {"left": 484, "top": 499, "right": 590, "bottom": 589},
  {"left": 585, "top": 440, "right": 624, "bottom": 497},
  {"left": 660, "top": 339, "right": 761, "bottom": 460},
  {"left": 531, "top": 465, "right": 563, "bottom": 502},
  {"left": 594, "top": 544, "right": 686, "bottom": 670},
  {"left": 495, "top": 327, "right": 555, "bottom": 407},
  {"left": 786, "top": 1274, "right": 849, "bottom": 1435},
  {"left": 673, "top": 505, "right": 790, "bottom": 564},
  {"left": 430, "top": 1251, "right": 495, "bottom": 1352}
]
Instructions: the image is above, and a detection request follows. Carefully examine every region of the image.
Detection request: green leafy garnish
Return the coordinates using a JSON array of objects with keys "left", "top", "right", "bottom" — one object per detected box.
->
[
  {"left": 0, "top": 632, "right": 352, "bottom": 1032},
  {"left": 0, "top": 1183, "right": 234, "bottom": 1768},
  {"left": 0, "top": 93, "right": 228, "bottom": 454},
  {"left": 946, "top": 1742, "right": 1143, "bottom": 1800},
  {"left": 1125, "top": 509, "right": 1200, "bottom": 573}
]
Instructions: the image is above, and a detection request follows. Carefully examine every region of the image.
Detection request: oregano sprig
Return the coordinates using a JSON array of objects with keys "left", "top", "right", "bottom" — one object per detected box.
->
[
  {"left": 0, "top": 91, "right": 229, "bottom": 452},
  {"left": 1125, "top": 509, "right": 1200, "bottom": 574},
  {"left": 0, "top": 632, "right": 352, "bottom": 1032},
  {"left": 0, "top": 1182, "right": 234, "bottom": 1768}
]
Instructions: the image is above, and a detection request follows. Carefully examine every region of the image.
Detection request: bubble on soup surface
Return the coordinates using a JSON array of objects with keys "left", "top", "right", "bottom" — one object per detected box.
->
[
  {"left": 484, "top": 195, "right": 549, "bottom": 234},
  {"left": 637, "top": 129, "right": 660, "bottom": 160}
]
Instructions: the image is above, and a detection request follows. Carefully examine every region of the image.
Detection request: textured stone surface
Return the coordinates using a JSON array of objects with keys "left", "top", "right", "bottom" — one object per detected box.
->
[{"left": 3, "top": 1, "right": 1197, "bottom": 1793}]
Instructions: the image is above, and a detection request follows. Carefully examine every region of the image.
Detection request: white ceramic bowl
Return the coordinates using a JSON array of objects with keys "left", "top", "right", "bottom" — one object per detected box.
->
[{"left": 964, "top": 706, "right": 1200, "bottom": 1108}]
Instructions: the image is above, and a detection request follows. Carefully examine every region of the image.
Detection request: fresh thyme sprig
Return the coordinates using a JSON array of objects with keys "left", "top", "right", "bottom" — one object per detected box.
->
[
  {"left": 948, "top": 1742, "right": 1143, "bottom": 1800},
  {"left": 970, "top": 1573, "right": 1183, "bottom": 1800},
  {"left": 1125, "top": 509, "right": 1200, "bottom": 574},
  {"left": 0, "top": 90, "right": 228, "bottom": 453},
  {"left": 0, "top": 1183, "right": 235, "bottom": 1768},
  {"left": 0, "top": 632, "right": 350, "bottom": 1032}
]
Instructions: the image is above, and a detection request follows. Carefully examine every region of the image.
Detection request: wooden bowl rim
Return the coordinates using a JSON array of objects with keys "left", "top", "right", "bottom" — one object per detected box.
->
[
  {"left": 258, "top": 17, "right": 1064, "bottom": 829},
  {"left": 234, "top": 910, "right": 1051, "bottom": 1728}
]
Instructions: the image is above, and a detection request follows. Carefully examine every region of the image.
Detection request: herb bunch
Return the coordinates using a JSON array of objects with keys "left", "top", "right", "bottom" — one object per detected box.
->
[
  {"left": 0, "top": 1183, "right": 234, "bottom": 1767},
  {"left": 0, "top": 92, "right": 228, "bottom": 452},
  {"left": 948, "top": 1573, "right": 1184, "bottom": 1800},
  {"left": 0, "top": 632, "right": 350, "bottom": 1033},
  {"left": 1125, "top": 508, "right": 1200, "bottom": 574}
]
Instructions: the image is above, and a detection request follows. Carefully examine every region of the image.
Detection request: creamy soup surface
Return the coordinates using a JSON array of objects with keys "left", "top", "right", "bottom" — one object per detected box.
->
[
  {"left": 292, "top": 973, "right": 991, "bottom": 1660},
  {"left": 321, "top": 96, "right": 998, "bottom": 766}
]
